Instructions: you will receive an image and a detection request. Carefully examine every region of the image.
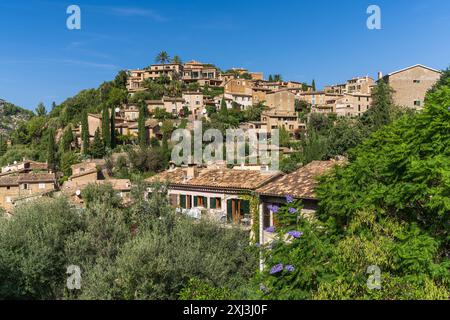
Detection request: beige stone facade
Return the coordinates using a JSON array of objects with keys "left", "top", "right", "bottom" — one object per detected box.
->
[
  {"left": 335, "top": 93, "right": 372, "bottom": 117},
  {"left": 0, "top": 173, "right": 57, "bottom": 212},
  {"left": 382, "top": 64, "right": 441, "bottom": 110}
]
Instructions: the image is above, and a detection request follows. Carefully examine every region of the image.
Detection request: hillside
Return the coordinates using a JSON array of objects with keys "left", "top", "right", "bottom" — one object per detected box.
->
[{"left": 0, "top": 99, "right": 34, "bottom": 135}]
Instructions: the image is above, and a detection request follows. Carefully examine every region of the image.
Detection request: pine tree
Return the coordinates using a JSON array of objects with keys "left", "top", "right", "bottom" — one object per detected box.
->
[
  {"left": 110, "top": 108, "right": 116, "bottom": 150},
  {"left": 47, "top": 127, "right": 57, "bottom": 172},
  {"left": 312, "top": 79, "right": 316, "bottom": 91},
  {"left": 101, "top": 104, "right": 111, "bottom": 149},
  {"left": 81, "top": 111, "right": 90, "bottom": 155},
  {"left": 91, "top": 128, "right": 105, "bottom": 159},
  {"left": 138, "top": 101, "right": 148, "bottom": 147}
]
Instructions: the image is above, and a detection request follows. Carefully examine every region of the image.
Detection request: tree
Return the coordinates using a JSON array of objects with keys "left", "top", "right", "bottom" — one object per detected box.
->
[
  {"left": 220, "top": 99, "right": 228, "bottom": 116},
  {"left": 91, "top": 128, "right": 105, "bottom": 159},
  {"left": 113, "top": 70, "right": 128, "bottom": 89},
  {"left": 0, "top": 135, "right": 7, "bottom": 157},
  {"left": 101, "top": 104, "right": 111, "bottom": 149},
  {"left": 360, "top": 79, "right": 394, "bottom": 132},
  {"left": 155, "top": 51, "right": 170, "bottom": 64},
  {"left": 81, "top": 111, "right": 90, "bottom": 155},
  {"left": 47, "top": 127, "right": 57, "bottom": 171},
  {"left": 35, "top": 102, "right": 47, "bottom": 117},
  {"left": 60, "top": 151, "right": 78, "bottom": 177},
  {"left": 172, "top": 55, "right": 182, "bottom": 64},
  {"left": 273, "top": 74, "right": 282, "bottom": 82},
  {"left": 60, "top": 125, "right": 74, "bottom": 153},
  {"left": 312, "top": 79, "right": 316, "bottom": 91},
  {"left": 268, "top": 75, "right": 274, "bottom": 82},
  {"left": 110, "top": 109, "right": 116, "bottom": 150},
  {"left": 138, "top": 102, "right": 148, "bottom": 147}
]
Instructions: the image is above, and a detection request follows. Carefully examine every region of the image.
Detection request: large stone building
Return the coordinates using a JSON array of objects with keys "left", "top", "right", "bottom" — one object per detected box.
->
[
  {"left": 0, "top": 172, "right": 57, "bottom": 212},
  {"left": 381, "top": 64, "right": 441, "bottom": 110}
]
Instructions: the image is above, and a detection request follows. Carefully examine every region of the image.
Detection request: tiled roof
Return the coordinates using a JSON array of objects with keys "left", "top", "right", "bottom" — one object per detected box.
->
[
  {"left": 147, "top": 167, "right": 282, "bottom": 191},
  {"left": 0, "top": 173, "right": 56, "bottom": 186},
  {"left": 256, "top": 160, "right": 343, "bottom": 199}
]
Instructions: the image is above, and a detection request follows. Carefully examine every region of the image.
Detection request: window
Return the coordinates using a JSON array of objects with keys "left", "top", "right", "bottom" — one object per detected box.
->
[
  {"left": 210, "top": 197, "right": 222, "bottom": 209},
  {"left": 194, "top": 196, "right": 208, "bottom": 208},
  {"left": 179, "top": 195, "right": 193, "bottom": 209},
  {"left": 413, "top": 80, "right": 421, "bottom": 84},
  {"left": 414, "top": 100, "right": 421, "bottom": 107},
  {"left": 22, "top": 183, "right": 28, "bottom": 190},
  {"left": 227, "top": 199, "right": 250, "bottom": 224},
  {"left": 39, "top": 183, "right": 46, "bottom": 189}
]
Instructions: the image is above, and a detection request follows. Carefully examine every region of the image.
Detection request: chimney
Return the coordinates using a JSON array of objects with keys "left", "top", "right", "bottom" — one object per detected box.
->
[
  {"left": 186, "top": 163, "right": 197, "bottom": 180},
  {"left": 377, "top": 71, "right": 383, "bottom": 80}
]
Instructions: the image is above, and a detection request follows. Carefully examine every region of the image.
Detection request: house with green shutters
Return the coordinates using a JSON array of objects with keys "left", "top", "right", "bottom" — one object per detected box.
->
[{"left": 146, "top": 164, "right": 282, "bottom": 227}]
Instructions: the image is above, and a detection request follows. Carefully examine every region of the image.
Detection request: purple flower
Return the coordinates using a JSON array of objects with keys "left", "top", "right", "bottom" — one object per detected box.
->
[
  {"left": 285, "top": 265, "right": 295, "bottom": 272},
  {"left": 288, "top": 207, "right": 297, "bottom": 214},
  {"left": 286, "top": 195, "right": 295, "bottom": 203},
  {"left": 287, "top": 230, "right": 303, "bottom": 239},
  {"left": 270, "top": 263, "right": 284, "bottom": 275},
  {"left": 271, "top": 205, "right": 279, "bottom": 213},
  {"left": 265, "top": 226, "right": 276, "bottom": 233},
  {"left": 255, "top": 243, "right": 261, "bottom": 248}
]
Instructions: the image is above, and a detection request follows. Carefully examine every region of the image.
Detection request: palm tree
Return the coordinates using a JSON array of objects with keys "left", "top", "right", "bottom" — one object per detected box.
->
[
  {"left": 172, "top": 55, "right": 182, "bottom": 65},
  {"left": 155, "top": 51, "right": 170, "bottom": 64}
]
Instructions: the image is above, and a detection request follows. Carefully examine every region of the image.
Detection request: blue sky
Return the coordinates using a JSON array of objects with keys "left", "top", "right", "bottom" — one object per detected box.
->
[{"left": 0, "top": 0, "right": 449, "bottom": 111}]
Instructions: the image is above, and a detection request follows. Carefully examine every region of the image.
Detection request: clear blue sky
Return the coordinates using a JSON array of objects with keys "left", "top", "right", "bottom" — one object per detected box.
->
[{"left": 1, "top": 0, "right": 449, "bottom": 110}]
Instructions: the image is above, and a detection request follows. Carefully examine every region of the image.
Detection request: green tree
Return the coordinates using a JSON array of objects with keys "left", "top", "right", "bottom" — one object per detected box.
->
[
  {"left": 35, "top": 102, "right": 47, "bottom": 117},
  {"left": 110, "top": 109, "right": 116, "bottom": 150},
  {"left": 360, "top": 79, "right": 394, "bottom": 132},
  {"left": 47, "top": 127, "right": 57, "bottom": 171},
  {"left": 138, "top": 102, "right": 148, "bottom": 147},
  {"left": 91, "top": 128, "right": 105, "bottom": 159},
  {"left": 172, "top": 55, "right": 182, "bottom": 64},
  {"left": 268, "top": 75, "right": 274, "bottom": 82},
  {"left": 312, "top": 79, "right": 316, "bottom": 91},
  {"left": 60, "top": 151, "right": 78, "bottom": 177},
  {"left": 220, "top": 98, "right": 228, "bottom": 116},
  {"left": 60, "top": 125, "right": 74, "bottom": 153},
  {"left": 0, "top": 135, "right": 7, "bottom": 157},
  {"left": 101, "top": 104, "right": 111, "bottom": 149},
  {"left": 155, "top": 51, "right": 170, "bottom": 64},
  {"left": 81, "top": 111, "right": 90, "bottom": 155}
]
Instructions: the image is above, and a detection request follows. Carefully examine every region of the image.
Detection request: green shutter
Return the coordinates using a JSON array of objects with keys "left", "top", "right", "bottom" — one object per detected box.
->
[
  {"left": 227, "top": 199, "right": 233, "bottom": 223},
  {"left": 194, "top": 196, "right": 198, "bottom": 207},
  {"left": 203, "top": 197, "right": 208, "bottom": 208},
  {"left": 210, "top": 197, "right": 216, "bottom": 209},
  {"left": 241, "top": 200, "right": 250, "bottom": 215},
  {"left": 180, "top": 195, "right": 186, "bottom": 209}
]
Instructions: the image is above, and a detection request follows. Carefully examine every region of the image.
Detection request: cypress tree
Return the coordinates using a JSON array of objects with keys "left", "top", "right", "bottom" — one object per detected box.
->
[
  {"left": 60, "top": 125, "right": 74, "bottom": 153},
  {"left": 0, "top": 135, "right": 7, "bottom": 156},
  {"left": 91, "top": 128, "right": 105, "bottom": 159},
  {"left": 47, "top": 127, "right": 57, "bottom": 172},
  {"left": 102, "top": 104, "right": 111, "bottom": 149},
  {"left": 268, "top": 75, "right": 274, "bottom": 82},
  {"left": 220, "top": 98, "right": 228, "bottom": 116},
  {"left": 138, "top": 101, "right": 147, "bottom": 147},
  {"left": 110, "top": 108, "right": 116, "bottom": 150},
  {"left": 81, "top": 111, "right": 90, "bottom": 155},
  {"left": 312, "top": 79, "right": 316, "bottom": 91}
]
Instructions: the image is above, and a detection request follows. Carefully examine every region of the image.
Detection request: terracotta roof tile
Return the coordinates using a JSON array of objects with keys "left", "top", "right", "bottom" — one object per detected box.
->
[
  {"left": 256, "top": 160, "right": 343, "bottom": 199},
  {"left": 147, "top": 168, "right": 282, "bottom": 191}
]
